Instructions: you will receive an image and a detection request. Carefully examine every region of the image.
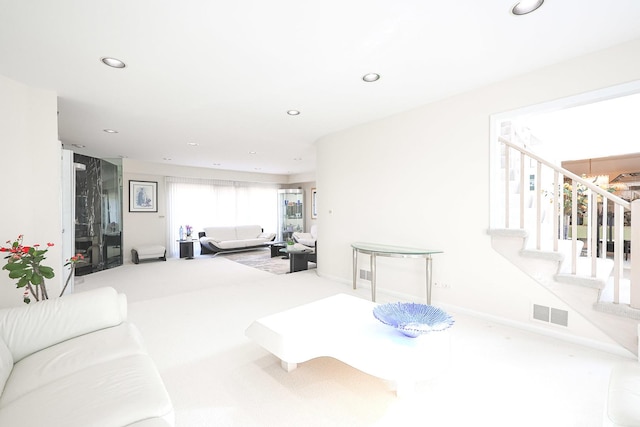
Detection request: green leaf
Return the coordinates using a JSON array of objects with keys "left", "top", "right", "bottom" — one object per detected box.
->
[
  {"left": 3, "top": 263, "right": 25, "bottom": 271},
  {"left": 8, "top": 269, "right": 27, "bottom": 279},
  {"left": 38, "top": 266, "right": 55, "bottom": 278},
  {"left": 31, "top": 274, "right": 42, "bottom": 285}
]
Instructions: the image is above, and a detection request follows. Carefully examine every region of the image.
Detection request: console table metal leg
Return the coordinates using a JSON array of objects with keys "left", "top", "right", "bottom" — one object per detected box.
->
[
  {"left": 371, "top": 253, "right": 376, "bottom": 302},
  {"left": 426, "top": 256, "right": 432, "bottom": 305},
  {"left": 352, "top": 248, "right": 357, "bottom": 290}
]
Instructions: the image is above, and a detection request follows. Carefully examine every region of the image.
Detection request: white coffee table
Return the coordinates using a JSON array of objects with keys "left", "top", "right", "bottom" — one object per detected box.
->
[{"left": 245, "top": 293, "right": 451, "bottom": 397}]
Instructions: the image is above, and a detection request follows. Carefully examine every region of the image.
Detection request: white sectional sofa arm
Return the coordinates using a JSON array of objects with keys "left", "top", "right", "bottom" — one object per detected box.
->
[{"left": 0, "top": 287, "right": 126, "bottom": 362}]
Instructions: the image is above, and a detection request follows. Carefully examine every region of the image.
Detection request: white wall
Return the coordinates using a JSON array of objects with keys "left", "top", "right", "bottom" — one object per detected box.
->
[
  {"left": 316, "top": 38, "right": 640, "bottom": 347},
  {"left": 0, "top": 75, "right": 62, "bottom": 307}
]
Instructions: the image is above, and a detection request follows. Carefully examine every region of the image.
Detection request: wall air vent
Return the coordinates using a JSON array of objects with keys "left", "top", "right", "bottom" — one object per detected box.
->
[
  {"left": 533, "top": 304, "right": 549, "bottom": 322},
  {"left": 359, "top": 269, "right": 371, "bottom": 281},
  {"left": 550, "top": 307, "right": 569, "bottom": 327},
  {"left": 532, "top": 304, "right": 568, "bottom": 327}
]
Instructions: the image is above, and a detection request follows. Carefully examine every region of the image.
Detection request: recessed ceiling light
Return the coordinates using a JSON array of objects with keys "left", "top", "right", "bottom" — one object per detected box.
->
[
  {"left": 72, "top": 143, "right": 86, "bottom": 148},
  {"left": 100, "top": 57, "right": 126, "bottom": 68},
  {"left": 187, "top": 142, "right": 199, "bottom": 146},
  {"left": 287, "top": 110, "right": 300, "bottom": 116},
  {"left": 103, "top": 129, "right": 118, "bottom": 133},
  {"left": 362, "top": 73, "right": 380, "bottom": 82},
  {"left": 511, "top": 0, "right": 544, "bottom": 15},
  {"left": 249, "top": 151, "right": 257, "bottom": 155}
]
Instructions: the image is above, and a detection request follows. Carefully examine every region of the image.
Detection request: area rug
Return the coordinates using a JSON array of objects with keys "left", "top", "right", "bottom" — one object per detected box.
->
[{"left": 219, "top": 248, "right": 315, "bottom": 275}]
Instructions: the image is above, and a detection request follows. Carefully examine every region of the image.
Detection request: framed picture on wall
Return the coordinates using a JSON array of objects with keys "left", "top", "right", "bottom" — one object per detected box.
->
[
  {"left": 311, "top": 188, "right": 317, "bottom": 219},
  {"left": 129, "top": 180, "right": 158, "bottom": 212}
]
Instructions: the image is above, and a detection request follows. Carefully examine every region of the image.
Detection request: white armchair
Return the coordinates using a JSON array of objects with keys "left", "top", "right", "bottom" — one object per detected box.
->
[
  {"left": 292, "top": 225, "right": 317, "bottom": 264},
  {"left": 292, "top": 224, "right": 317, "bottom": 248}
]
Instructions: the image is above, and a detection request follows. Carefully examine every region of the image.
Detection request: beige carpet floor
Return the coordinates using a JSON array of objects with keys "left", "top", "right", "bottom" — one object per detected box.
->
[{"left": 74, "top": 256, "right": 632, "bottom": 427}]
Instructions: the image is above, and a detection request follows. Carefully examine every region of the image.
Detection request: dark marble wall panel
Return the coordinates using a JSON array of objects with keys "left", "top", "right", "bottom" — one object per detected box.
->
[{"left": 74, "top": 154, "right": 122, "bottom": 275}]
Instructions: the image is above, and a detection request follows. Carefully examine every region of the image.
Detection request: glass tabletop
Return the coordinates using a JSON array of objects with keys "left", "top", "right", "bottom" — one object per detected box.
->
[
  {"left": 351, "top": 242, "right": 442, "bottom": 255},
  {"left": 280, "top": 247, "right": 314, "bottom": 254}
]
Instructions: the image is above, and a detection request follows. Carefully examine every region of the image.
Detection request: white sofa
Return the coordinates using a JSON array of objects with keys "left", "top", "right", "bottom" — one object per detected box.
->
[
  {"left": 199, "top": 225, "right": 275, "bottom": 254},
  {"left": 0, "top": 287, "right": 174, "bottom": 427}
]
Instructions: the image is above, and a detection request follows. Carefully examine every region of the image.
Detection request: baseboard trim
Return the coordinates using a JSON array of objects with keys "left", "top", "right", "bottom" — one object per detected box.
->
[{"left": 436, "top": 302, "right": 635, "bottom": 359}]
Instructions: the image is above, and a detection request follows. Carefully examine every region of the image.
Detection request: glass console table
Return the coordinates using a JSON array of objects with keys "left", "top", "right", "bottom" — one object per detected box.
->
[{"left": 351, "top": 242, "right": 443, "bottom": 304}]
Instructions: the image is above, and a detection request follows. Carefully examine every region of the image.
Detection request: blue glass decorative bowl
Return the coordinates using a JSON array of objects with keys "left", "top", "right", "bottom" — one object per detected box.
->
[{"left": 373, "top": 302, "right": 454, "bottom": 338}]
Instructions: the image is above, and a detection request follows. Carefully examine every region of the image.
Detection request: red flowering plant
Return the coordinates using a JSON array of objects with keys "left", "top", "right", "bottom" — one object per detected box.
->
[{"left": 1, "top": 235, "right": 84, "bottom": 304}]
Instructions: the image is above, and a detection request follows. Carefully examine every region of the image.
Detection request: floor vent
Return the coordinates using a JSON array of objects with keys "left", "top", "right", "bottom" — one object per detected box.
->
[
  {"left": 533, "top": 304, "right": 569, "bottom": 327},
  {"left": 359, "top": 269, "right": 371, "bottom": 281}
]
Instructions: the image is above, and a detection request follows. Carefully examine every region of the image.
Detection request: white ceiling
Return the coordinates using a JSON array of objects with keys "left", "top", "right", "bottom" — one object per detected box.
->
[{"left": 2, "top": 0, "right": 640, "bottom": 176}]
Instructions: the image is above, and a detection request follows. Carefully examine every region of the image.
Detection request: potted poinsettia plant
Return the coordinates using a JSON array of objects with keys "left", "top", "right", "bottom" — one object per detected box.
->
[{"left": 1, "top": 235, "right": 83, "bottom": 304}]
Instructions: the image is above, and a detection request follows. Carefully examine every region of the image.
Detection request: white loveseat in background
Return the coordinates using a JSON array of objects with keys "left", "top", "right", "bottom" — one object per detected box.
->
[
  {"left": 0, "top": 287, "right": 174, "bottom": 427},
  {"left": 199, "top": 225, "right": 275, "bottom": 255}
]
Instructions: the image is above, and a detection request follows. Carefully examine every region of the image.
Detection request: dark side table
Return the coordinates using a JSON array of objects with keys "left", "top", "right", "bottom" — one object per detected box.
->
[
  {"left": 266, "top": 242, "right": 286, "bottom": 257},
  {"left": 177, "top": 239, "right": 196, "bottom": 259},
  {"left": 280, "top": 248, "right": 314, "bottom": 273}
]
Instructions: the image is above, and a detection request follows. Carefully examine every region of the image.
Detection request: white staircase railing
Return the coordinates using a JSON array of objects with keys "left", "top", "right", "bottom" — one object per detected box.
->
[{"left": 498, "top": 136, "right": 640, "bottom": 310}]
